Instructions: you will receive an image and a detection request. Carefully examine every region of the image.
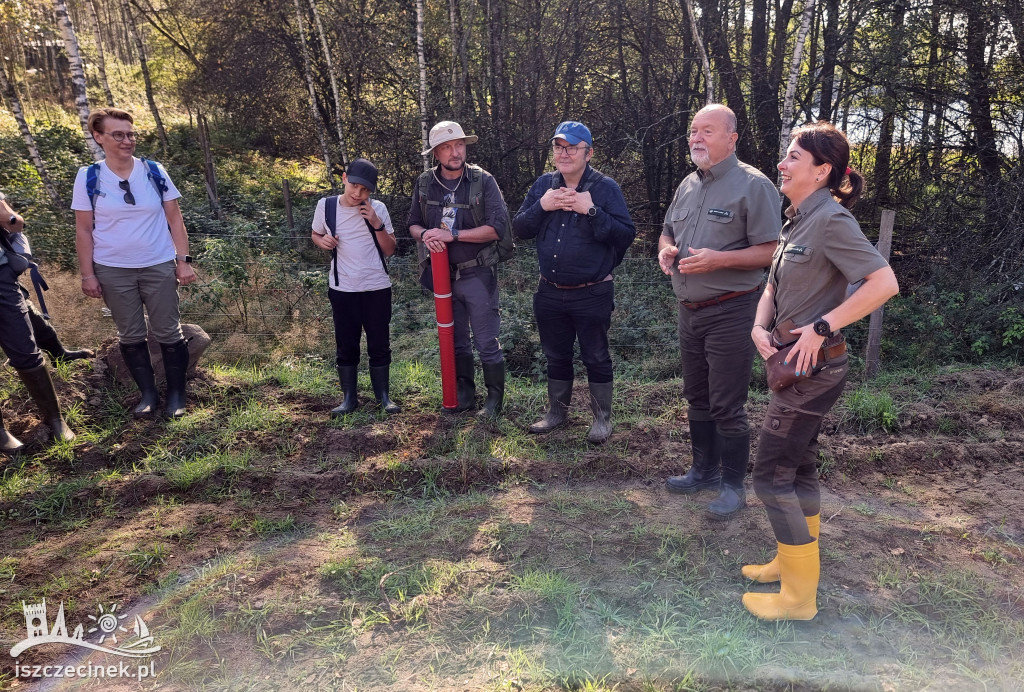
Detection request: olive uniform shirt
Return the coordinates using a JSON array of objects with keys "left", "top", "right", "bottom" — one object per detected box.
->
[
  {"left": 662, "top": 154, "right": 781, "bottom": 302},
  {"left": 769, "top": 186, "right": 889, "bottom": 330}
]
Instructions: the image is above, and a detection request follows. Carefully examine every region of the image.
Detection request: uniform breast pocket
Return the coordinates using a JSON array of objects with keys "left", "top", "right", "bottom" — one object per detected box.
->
[
  {"left": 705, "top": 210, "right": 734, "bottom": 224},
  {"left": 780, "top": 250, "right": 813, "bottom": 289},
  {"left": 671, "top": 208, "right": 690, "bottom": 223}
]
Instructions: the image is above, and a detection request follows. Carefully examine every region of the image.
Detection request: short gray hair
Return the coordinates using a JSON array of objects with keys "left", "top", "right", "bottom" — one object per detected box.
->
[{"left": 695, "top": 104, "right": 737, "bottom": 134}]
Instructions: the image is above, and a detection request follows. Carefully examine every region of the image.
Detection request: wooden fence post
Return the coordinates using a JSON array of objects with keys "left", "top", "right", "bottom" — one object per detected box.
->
[{"left": 865, "top": 209, "right": 895, "bottom": 379}]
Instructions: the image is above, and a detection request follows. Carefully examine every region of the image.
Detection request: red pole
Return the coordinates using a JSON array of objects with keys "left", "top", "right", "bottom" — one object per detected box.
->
[{"left": 431, "top": 247, "right": 458, "bottom": 409}]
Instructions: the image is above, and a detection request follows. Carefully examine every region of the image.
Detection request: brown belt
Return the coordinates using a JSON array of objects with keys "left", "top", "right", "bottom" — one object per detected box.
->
[
  {"left": 772, "top": 322, "right": 848, "bottom": 361},
  {"left": 680, "top": 285, "right": 760, "bottom": 311},
  {"left": 541, "top": 274, "right": 612, "bottom": 290}
]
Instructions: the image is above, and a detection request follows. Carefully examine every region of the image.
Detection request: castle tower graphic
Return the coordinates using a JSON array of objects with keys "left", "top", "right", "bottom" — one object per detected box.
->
[{"left": 23, "top": 599, "right": 48, "bottom": 638}]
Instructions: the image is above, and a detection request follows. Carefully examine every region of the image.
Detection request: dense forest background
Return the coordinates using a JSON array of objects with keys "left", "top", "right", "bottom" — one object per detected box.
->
[{"left": 1, "top": 0, "right": 1022, "bottom": 367}]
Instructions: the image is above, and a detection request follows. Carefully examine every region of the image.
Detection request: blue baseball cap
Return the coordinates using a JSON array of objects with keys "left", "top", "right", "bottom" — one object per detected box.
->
[
  {"left": 345, "top": 158, "right": 378, "bottom": 192},
  {"left": 551, "top": 121, "right": 592, "bottom": 147}
]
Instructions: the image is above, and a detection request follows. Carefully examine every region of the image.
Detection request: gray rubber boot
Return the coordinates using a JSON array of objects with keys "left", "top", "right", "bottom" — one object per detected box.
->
[
  {"left": 706, "top": 430, "right": 749, "bottom": 520},
  {"left": 477, "top": 361, "right": 505, "bottom": 418},
  {"left": 665, "top": 419, "right": 720, "bottom": 493},
  {"left": 455, "top": 355, "right": 476, "bottom": 412},
  {"left": 160, "top": 339, "right": 190, "bottom": 418},
  {"left": 528, "top": 378, "right": 573, "bottom": 433},
  {"left": 370, "top": 365, "right": 401, "bottom": 414},
  {"left": 0, "top": 409, "right": 25, "bottom": 455},
  {"left": 331, "top": 365, "right": 359, "bottom": 417},
  {"left": 586, "top": 381, "right": 614, "bottom": 443},
  {"left": 120, "top": 341, "right": 160, "bottom": 417},
  {"left": 16, "top": 364, "right": 74, "bottom": 442},
  {"left": 30, "top": 307, "right": 94, "bottom": 363}
]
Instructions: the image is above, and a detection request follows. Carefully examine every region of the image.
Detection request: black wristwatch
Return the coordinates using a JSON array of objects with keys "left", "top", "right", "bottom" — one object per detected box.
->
[
  {"left": 7, "top": 214, "right": 17, "bottom": 228},
  {"left": 587, "top": 205, "right": 598, "bottom": 217},
  {"left": 812, "top": 317, "right": 833, "bottom": 337},
  {"left": 176, "top": 255, "right": 193, "bottom": 264}
]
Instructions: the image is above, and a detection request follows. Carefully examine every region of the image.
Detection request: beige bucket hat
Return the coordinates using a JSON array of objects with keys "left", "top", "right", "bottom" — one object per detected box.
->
[{"left": 421, "top": 121, "right": 479, "bottom": 156}]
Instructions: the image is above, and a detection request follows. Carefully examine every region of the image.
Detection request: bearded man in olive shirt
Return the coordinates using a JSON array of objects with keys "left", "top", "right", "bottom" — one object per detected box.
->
[{"left": 658, "top": 104, "right": 781, "bottom": 519}]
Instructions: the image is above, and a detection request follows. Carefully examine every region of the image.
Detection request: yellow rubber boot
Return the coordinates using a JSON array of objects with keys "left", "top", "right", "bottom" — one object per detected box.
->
[
  {"left": 742, "top": 539, "right": 819, "bottom": 621},
  {"left": 742, "top": 514, "right": 820, "bottom": 583}
]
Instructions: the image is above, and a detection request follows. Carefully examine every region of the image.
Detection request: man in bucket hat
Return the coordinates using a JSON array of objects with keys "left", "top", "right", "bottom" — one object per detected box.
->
[{"left": 409, "top": 121, "right": 510, "bottom": 417}]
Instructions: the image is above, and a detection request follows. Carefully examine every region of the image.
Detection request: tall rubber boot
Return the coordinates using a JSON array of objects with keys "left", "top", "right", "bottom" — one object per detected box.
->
[
  {"left": 0, "top": 409, "right": 25, "bottom": 455},
  {"left": 370, "top": 365, "right": 401, "bottom": 414},
  {"left": 742, "top": 539, "right": 820, "bottom": 621},
  {"left": 743, "top": 514, "right": 820, "bottom": 583},
  {"left": 706, "top": 431, "right": 749, "bottom": 519},
  {"left": 586, "top": 381, "right": 613, "bottom": 443},
  {"left": 455, "top": 355, "right": 476, "bottom": 412},
  {"left": 477, "top": 361, "right": 505, "bottom": 418},
  {"left": 16, "top": 365, "right": 74, "bottom": 442},
  {"left": 528, "top": 378, "right": 573, "bottom": 433},
  {"left": 160, "top": 339, "right": 190, "bottom": 418},
  {"left": 665, "top": 420, "right": 720, "bottom": 493},
  {"left": 331, "top": 365, "right": 359, "bottom": 417},
  {"left": 30, "top": 308, "right": 94, "bottom": 363},
  {"left": 120, "top": 341, "right": 160, "bottom": 417}
]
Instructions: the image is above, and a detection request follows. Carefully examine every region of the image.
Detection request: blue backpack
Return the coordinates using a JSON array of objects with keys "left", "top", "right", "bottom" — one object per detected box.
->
[{"left": 85, "top": 157, "right": 168, "bottom": 212}]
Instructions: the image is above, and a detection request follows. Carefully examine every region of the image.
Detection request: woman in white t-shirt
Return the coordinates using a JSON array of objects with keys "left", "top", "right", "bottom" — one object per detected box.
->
[
  {"left": 310, "top": 158, "right": 399, "bottom": 416},
  {"left": 72, "top": 108, "right": 197, "bottom": 418}
]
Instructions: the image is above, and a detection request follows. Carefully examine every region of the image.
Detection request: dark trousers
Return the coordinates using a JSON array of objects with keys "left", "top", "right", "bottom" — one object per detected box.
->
[
  {"left": 452, "top": 266, "right": 503, "bottom": 364},
  {"left": 328, "top": 287, "right": 392, "bottom": 368},
  {"left": 677, "top": 291, "right": 758, "bottom": 435},
  {"left": 0, "top": 265, "right": 43, "bottom": 370},
  {"left": 534, "top": 279, "right": 614, "bottom": 383},
  {"left": 753, "top": 362, "right": 847, "bottom": 544}
]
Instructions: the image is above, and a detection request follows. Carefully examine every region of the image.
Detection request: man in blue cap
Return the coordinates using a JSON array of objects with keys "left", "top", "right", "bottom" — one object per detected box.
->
[{"left": 513, "top": 121, "right": 636, "bottom": 443}]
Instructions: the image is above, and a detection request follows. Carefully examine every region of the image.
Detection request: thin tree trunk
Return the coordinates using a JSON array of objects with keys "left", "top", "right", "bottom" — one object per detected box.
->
[
  {"left": 0, "top": 68, "right": 63, "bottom": 206},
  {"left": 416, "top": 0, "right": 430, "bottom": 170},
  {"left": 293, "top": 0, "right": 335, "bottom": 188},
  {"left": 124, "top": 1, "right": 168, "bottom": 154},
  {"left": 681, "top": 0, "right": 713, "bottom": 102},
  {"left": 778, "top": 0, "right": 817, "bottom": 166},
  {"left": 53, "top": 0, "right": 103, "bottom": 160},
  {"left": 306, "top": 0, "right": 348, "bottom": 167},
  {"left": 87, "top": 0, "right": 114, "bottom": 106}
]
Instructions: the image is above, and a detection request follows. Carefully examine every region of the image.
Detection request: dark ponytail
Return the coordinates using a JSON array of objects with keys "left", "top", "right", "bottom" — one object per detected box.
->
[{"left": 791, "top": 121, "right": 864, "bottom": 209}]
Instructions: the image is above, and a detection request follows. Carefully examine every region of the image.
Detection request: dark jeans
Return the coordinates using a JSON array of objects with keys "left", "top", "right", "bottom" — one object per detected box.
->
[
  {"left": 328, "top": 287, "right": 392, "bottom": 368},
  {"left": 677, "top": 291, "right": 758, "bottom": 435},
  {"left": 753, "top": 361, "right": 848, "bottom": 544},
  {"left": 452, "top": 266, "right": 502, "bottom": 364},
  {"left": 534, "top": 278, "right": 614, "bottom": 383},
  {"left": 0, "top": 265, "right": 43, "bottom": 370}
]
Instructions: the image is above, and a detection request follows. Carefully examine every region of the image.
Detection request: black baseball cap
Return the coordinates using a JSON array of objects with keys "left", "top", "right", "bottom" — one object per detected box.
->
[{"left": 345, "top": 158, "right": 378, "bottom": 192}]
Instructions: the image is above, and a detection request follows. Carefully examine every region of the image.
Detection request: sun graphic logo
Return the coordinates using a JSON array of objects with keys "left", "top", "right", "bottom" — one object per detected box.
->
[
  {"left": 87, "top": 603, "right": 129, "bottom": 645},
  {"left": 10, "top": 599, "right": 161, "bottom": 659}
]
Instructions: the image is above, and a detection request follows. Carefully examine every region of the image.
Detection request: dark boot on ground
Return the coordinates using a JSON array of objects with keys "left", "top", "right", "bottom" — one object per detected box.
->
[
  {"left": 706, "top": 430, "right": 749, "bottom": 519},
  {"left": 586, "top": 381, "right": 614, "bottom": 444},
  {"left": 455, "top": 355, "right": 476, "bottom": 412},
  {"left": 370, "top": 365, "right": 401, "bottom": 414},
  {"left": 528, "top": 378, "right": 573, "bottom": 433},
  {"left": 30, "top": 309, "right": 94, "bottom": 363},
  {"left": 120, "top": 341, "right": 160, "bottom": 417},
  {"left": 16, "top": 365, "right": 74, "bottom": 442},
  {"left": 331, "top": 365, "right": 359, "bottom": 417},
  {"left": 160, "top": 339, "right": 190, "bottom": 418},
  {"left": 477, "top": 361, "right": 505, "bottom": 418},
  {"left": 665, "top": 420, "right": 720, "bottom": 493},
  {"left": 0, "top": 409, "right": 25, "bottom": 455}
]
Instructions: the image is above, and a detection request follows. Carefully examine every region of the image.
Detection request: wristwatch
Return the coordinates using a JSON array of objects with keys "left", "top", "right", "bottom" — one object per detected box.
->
[
  {"left": 7, "top": 214, "right": 16, "bottom": 228},
  {"left": 587, "top": 205, "right": 598, "bottom": 217},
  {"left": 176, "top": 255, "right": 193, "bottom": 263},
  {"left": 812, "top": 317, "right": 833, "bottom": 337},
  {"left": 450, "top": 228, "right": 460, "bottom": 241}
]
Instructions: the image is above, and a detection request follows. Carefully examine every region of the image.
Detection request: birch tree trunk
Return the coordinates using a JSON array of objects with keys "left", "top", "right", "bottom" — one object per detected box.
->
[
  {"left": 53, "top": 0, "right": 103, "bottom": 160},
  {"left": 306, "top": 0, "right": 348, "bottom": 167},
  {"left": 416, "top": 0, "right": 430, "bottom": 170},
  {"left": 88, "top": 0, "right": 115, "bottom": 106},
  {"left": 0, "top": 69, "right": 64, "bottom": 206},
  {"left": 293, "top": 0, "right": 335, "bottom": 189},
  {"left": 124, "top": 1, "right": 169, "bottom": 153},
  {"left": 681, "top": 0, "right": 714, "bottom": 103},
  {"left": 778, "top": 0, "right": 817, "bottom": 166}
]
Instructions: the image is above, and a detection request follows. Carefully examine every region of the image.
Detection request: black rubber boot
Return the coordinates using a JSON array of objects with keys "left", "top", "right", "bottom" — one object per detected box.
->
[
  {"left": 455, "top": 355, "right": 476, "bottom": 412},
  {"left": 370, "top": 365, "right": 401, "bottom": 414},
  {"left": 331, "top": 365, "right": 359, "bottom": 417},
  {"left": 160, "top": 339, "right": 190, "bottom": 418},
  {"left": 528, "top": 378, "right": 573, "bottom": 433},
  {"left": 666, "top": 419, "right": 720, "bottom": 493},
  {"left": 0, "top": 409, "right": 25, "bottom": 456},
  {"left": 30, "top": 308, "right": 94, "bottom": 363},
  {"left": 477, "top": 361, "right": 505, "bottom": 418},
  {"left": 706, "top": 430, "right": 750, "bottom": 519},
  {"left": 120, "top": 341, "right": 160, "bottom": 417},
  {"left": 16, "top": 365, "right": 74, "bottom": 442},
  {"left": 586, "top": 381, "right": 614, "bottom": 443}
]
